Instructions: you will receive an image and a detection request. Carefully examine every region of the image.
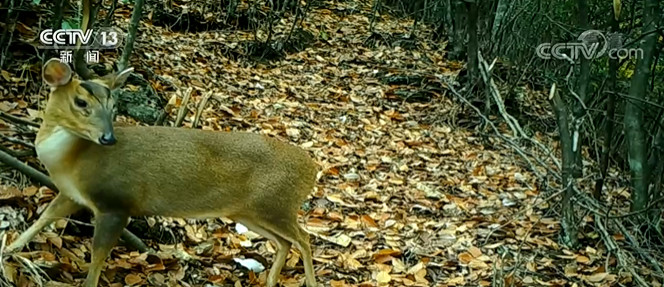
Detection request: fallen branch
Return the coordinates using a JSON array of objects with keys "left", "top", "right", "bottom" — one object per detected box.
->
[
  {"left": 576, "top": 190, "right": 664, "bottom": 280},
  {"left": 475, "top": 52, "right": 561, "bottom": 169},
  {"left": 0, "top": 112, "right": 39, "bottom": 128},
  {"left": 0, "top": 149, "right": 149, "bottom": 253},
  {"left": 594, "top": 215, "right": 649, "bottom": 287},
  {"left": 615, "top": 219, "right": 664, "bottom": 276},
  {"left": 443, "top": 78, "right": 557, "bottom": 179},
  {"left": 478, "top": 51, "right": 520, "bottom": 137},
  {"left": 0, "top": 145, "right": 34, "bottom": 158},
  {"left": 0, "top": 134, "right": 35, "bottom": 150}
]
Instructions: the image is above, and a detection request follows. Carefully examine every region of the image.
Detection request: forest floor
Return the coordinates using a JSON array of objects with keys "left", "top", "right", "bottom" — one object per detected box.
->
[{"left": 0, "top": 1, "right": 654, "bottom": 287}]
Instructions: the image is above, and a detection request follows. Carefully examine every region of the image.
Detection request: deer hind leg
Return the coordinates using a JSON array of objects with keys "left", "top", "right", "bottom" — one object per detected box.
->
[
  {"left": 235, "top": 218, "right": 292, "bottom": 287},
  {"left": 7, "top": 194, "right": 83, "bottom": 252},
  {"left": 292, "top": 227, "right": 316, "bottom": 287},
  {"left": 236, "top": 216, "right": 317, "bottom": 287}
]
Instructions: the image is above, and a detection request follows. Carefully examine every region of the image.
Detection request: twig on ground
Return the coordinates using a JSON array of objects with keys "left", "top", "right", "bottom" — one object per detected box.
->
[
  {"left": 593, "top": 215, "right": 649, "bottom": 287},
  {"left": 0, "top": 134, "right": 35, "bottom": 149},
  {"left": 482, "top": 188, "right": 565, "bottom": 245},
  {"left": 0, "top": 145, "right": 34, "bottom": 158},
  {"left": 576, "top": 189, "right": 664, "bottom": 280},
  {"left": 478, "top": 51, "right": 520, "bottom": 137},
  {"left": 477, "top": 52, "right": 562, "bottom": 170},
  {"left": 443, "top": 78, "right": 556, "bottom": 179},
  {"left": 0, "top": 112, "right": 40, "bottom": 128},
  {"left": 615, "top": 220, "right": 664, "bottom": 276}
]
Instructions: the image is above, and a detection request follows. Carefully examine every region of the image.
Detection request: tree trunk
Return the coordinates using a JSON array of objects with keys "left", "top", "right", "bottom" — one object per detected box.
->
[
  {"left": 594, "top": 11, "right": 621, "bottom": 199},
  {"left": 443, "top": 0, "right": 453, "bottom": 38},
  {"left": 449, "top": 0, "right": 466, "bottom": 60},
  {"left": 409, "top": 0, "right": 426, "bottom": 38},
  {"left": 118, "top": 0, "right": 145, "bottom": 71},
  {"left": 572, "top": 0, "right": 590, "bottom": 178},
  {"left": 466, "top": 0, "right": 478, "bottom": 81},
  {"left": 0, "top": 0, "right": 17, "bottom": 69},
  {"left": 104, "top": 0, "right": 118, "bottom": 26},
  {"left": 74, "top": 0, "right": 99, "bottom": 80},
  {"left": 624, "top": 0, "right": 659, "bottom": 211},
  {"left": 647, "top": 116, "right": 664, "bottom": 200},
  {"left": 369, "top": 0, "right": 382, "bottom": 32},
  {"left": 550, "top": 85, "right": 579, "bottom": 248},
  {"left": 490, "top": 0, "right": 509, "bottom": 43}
]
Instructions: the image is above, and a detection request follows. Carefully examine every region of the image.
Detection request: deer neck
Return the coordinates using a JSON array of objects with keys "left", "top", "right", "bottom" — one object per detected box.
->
[{"left": 36, "top": 123, "right": 89, "bottom": 174}]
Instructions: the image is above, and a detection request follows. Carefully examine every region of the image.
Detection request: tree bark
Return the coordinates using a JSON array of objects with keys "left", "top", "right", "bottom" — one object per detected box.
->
[
  {"left": 0, "top": 0, "right": 18, "bottom": 69},
  {"left": 550, "top": 85, "right": 578, "bottom": 248},
  {"left": 74, "top": 0, "right": 99, "bottom": 80},
  {"left": 572, "top": 0, "right": 590, "bottom": 178},
  {"left": 647, "top": 116, "right": 664, "bottom": 213},
  {"left": 491, "top": 0, "right": 509, "bottom": 43},
  {"left": 624, "top": 0, "right": 659, "bottom": 211},
  {"left": 594, "top": 11, "right": 621, "bottom": 199},
  {"left": 118, "top": 0, "right": 145, "bottom": 71},
  {"left": 104, "top": 0, "right": 118, "bottom": 26},
  {"left": 448, "top": 0, "right": 466, "bottom": 60},
  {"left": 409, "top": 0, "right": 425, "bottom": 38},
  {"left": 466, "top": 0, "right": 478, "bottom": 81},
  {"left": 369, "top": 0, "right": 382, "bottom": 32}
]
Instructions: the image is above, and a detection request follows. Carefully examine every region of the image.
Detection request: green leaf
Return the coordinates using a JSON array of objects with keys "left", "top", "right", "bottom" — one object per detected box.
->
[
  {"left": 32, "top": 0, "right": 41, "bottom": 5},
  {"left": 61, "top": 19, "right": 78, "bottom": 30}
]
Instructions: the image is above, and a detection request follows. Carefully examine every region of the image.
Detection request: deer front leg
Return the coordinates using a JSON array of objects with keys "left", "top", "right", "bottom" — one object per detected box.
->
[
  {"left": 83, "top": 213, "right": 128, "bottom": 287},
  {"left": 6, "top": 194, "right": 83, "bottom": 252}
]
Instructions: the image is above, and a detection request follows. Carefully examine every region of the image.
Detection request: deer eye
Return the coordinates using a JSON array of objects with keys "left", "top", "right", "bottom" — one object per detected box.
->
[{"left": 74, "top": 97, "right": 88, "bottom": 108}]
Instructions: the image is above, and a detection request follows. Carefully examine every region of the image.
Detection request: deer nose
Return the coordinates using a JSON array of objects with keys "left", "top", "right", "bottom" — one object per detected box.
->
[{"left": 99, "top": 133, "right": 116, "bottom": 145}]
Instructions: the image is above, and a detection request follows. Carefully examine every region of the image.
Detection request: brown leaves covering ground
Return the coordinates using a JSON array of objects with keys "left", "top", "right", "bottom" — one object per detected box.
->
[{"left": 0, "top": 1, "right": 647, "bottom": 286}]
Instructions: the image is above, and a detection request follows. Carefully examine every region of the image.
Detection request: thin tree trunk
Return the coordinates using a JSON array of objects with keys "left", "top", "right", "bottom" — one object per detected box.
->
[
  {"left": 52, "top": 0, "right": 66, "bottom": 30},
  {"left": 572, "top": 0, "right": 590, "bottom": 178},
  {"left": 491, "top": 0, "right": 508, "bottom": 43},
  {"left": 104, "top": 0, "right": 118, "bottom": 26},
  {"left": 624, "top": 0, "right": 660, "bottom": 211},
  {"left": 0, "top": 0, "right": 18, "bottom": 69},
  {"left": 369, "top": 0, "right": 382, "bottom": 32},
  {"left": 409, "top": 0, "right": 425, "bottom": 38},
  {"left": 227, "top": 0, "right": 238, "bottom": 19},
  {"left": 41, "top": 0, "right": 67, "bottom": 60},
  {"left": 594, "top": 12, "right": 621, "bottom": 199},
  {"left": 74, "top": 0, "right": 99, "bottom": 80},
  {"left": 118, "top": 0, "right": 145, "bottom": 71},
  {"left": 466, "top": 0, "right": 478, "bottom": 81},
  {"left": 649, "top": 42, "right": 661, "bottom": 91},
  {"left": 443, "top": 0, "right": 453, "bottom": 38},
  {"left": 646, "top": 115, "right": 664, "bottom": 223},
  {"left": 550, "top": 85, "right": 579, "bottom": 248},
  {"left": 451, "top": 0, "right": 465, "bottom": 59}
]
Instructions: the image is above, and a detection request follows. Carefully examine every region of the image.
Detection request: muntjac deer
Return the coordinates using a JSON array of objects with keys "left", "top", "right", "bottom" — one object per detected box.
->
[{"left": 6, "top": 59, "right": 319, "bottom": 287}]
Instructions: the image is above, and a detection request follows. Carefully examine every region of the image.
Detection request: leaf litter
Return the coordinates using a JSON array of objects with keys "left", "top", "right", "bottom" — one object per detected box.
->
[{"left": 0, "top": 0, "right": 644, "bottom": 286}]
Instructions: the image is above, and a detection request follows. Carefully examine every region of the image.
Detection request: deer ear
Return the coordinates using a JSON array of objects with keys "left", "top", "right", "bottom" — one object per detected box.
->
[
  {"left": 101, "top": 67, "right": 133, "bottom": 90},
  {"left": 42, "top": 58, "right": 73, "bottom": 87}
]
